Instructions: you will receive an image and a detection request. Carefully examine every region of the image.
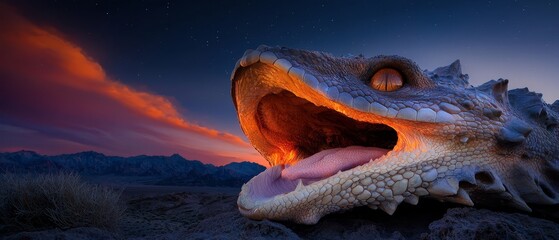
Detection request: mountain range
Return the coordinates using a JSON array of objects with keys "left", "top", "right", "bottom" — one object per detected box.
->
[{"left": 0, "top": 150, "right": 266, "bottom": 187}]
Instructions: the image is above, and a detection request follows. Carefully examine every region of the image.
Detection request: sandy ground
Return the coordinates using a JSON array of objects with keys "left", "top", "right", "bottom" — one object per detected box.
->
[{"left": 4, "top": 185, "right": 559, "bottom": 239}]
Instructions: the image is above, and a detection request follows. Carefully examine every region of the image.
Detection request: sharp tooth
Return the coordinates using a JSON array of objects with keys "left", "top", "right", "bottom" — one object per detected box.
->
[
  {"left": 478, "top": 172, "right": 506, "bottom": 193},
  {"left": 295, "top": 179, "right": 305, "bottom": 191},
  {"left": 404, "top": 195, "right": 419, "bottom": 205},
  {"left": 510, "top": 196, "right": 532, "bottom": 212},
  {"left": 458, "top": 171, "right": 477, "bottom": 185},
  {"left": 379, "top": 201, "right": 398, "bottom": 215},
  {"left": 485, "top": 182, "right": 506, "bottom": 192},
  {"left": 456, "top": 188, "right": 474, "bottom": 206},
  {"left": 428, "top": 177, "right": 459, "bottom": 196},
  {"left": 446, "top": 188, "right": 474, "bottom": 206},
  {"left": 499, "top": 192, "right": 532, "bottom": 212}
]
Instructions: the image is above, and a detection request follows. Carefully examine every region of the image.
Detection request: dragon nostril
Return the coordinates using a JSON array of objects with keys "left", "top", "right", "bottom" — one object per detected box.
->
[{"left": 475, "top": 171, "right": 494, "bottom": 185}]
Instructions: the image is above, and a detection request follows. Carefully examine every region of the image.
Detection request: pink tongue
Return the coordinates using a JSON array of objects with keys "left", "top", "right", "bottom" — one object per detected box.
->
[{"left": 281, "top": 146, "right": 388, "bottom": 180}]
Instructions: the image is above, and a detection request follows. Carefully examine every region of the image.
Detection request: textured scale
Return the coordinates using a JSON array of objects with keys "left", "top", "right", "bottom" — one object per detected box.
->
[{"left": 231, "top": 46, "right": 559, "bottom": 224}]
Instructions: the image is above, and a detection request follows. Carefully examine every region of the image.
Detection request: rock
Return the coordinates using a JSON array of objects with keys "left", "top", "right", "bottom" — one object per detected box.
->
[
  {"left": 120, "top": 191, "right": 298, "bottom": 239},
  {"left": 117, "top": 189, "right": 438, "bottom": 239},
  {"left": 423, "top": 208, "right": 559, "bottom": 240},
  {"left": 4, "top": 189, "right": 559, "bottom": 239},
  {"left": 188, "top": 212, "right": 300, "bottom": 239},
  {"left": 3, "top": 227, "right": 117, "bottom": 240},
  {"left": 117, "top": 191, "right": 559, "bottom": 239}
]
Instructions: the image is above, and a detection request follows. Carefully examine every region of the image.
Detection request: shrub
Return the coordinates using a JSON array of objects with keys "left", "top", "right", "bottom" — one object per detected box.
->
[{"left": 0, "top": 172, "right": 125, "bottom": 231}]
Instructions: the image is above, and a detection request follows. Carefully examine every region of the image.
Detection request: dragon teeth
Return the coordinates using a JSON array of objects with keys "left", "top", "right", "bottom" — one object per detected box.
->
[
  {"left": 428, "top": 177, "right": 459, "bottom": 196},
  {"left": 457, "top": 188, "right": 474, "bottom": 206},
  {"left": 445, "top": 188, "right": 474, "bottom": 206},
  {"left": 476, "top": 171, "right": 506, "bottom": 193},
  {"left": 509, "top": 195, "right": 532, "bottom": 212},
  {"left": 460, "top": 171, "right": 477, "bottom": 185}
]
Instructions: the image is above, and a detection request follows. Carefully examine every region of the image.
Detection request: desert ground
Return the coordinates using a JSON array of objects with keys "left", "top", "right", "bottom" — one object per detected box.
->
[{"left": 3, "top": 184, "right": 559, "bottom": 240}]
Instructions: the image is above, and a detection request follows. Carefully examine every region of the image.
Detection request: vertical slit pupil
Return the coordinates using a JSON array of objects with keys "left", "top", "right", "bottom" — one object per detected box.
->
[{"left": 370, "top": 68, "right": 403, "bottom": 92}]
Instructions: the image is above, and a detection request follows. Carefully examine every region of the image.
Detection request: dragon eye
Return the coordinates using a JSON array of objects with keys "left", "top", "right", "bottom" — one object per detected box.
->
[{"left": 370, "top": 68, "right": 403, "bottom": 92}]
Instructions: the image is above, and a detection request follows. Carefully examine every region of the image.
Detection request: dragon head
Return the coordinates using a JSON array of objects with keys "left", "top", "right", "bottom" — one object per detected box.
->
[{"left": 231, "top": 46, "right": 559, "bottom": 224}]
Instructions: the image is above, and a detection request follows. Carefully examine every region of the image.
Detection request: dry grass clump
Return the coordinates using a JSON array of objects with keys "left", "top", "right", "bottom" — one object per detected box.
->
[{"left": 0, "top": 172, "right": 125, "bottom": 231}]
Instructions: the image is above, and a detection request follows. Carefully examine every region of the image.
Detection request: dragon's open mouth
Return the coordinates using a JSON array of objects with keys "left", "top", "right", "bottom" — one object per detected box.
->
[
  {"left": 244, "top": 90, "right": 398, "bottom": 201},
  {"left": 234, "top": 47, "right": 559, "bottom": 224}
]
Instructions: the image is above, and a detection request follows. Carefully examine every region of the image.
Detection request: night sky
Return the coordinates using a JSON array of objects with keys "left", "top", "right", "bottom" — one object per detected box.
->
[{"left": 0, "top": 0, "right": 558, "bottom": 166}]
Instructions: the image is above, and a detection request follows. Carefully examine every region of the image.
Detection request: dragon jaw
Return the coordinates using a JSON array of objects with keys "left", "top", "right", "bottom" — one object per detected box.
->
[{"left": 231, "top": 46, "right": 559, "bottom": 224}]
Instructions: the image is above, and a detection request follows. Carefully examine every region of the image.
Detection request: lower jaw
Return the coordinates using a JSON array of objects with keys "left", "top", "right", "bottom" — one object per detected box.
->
[{"left": 242, "top": 145, "right": 390, "bottom": 203}]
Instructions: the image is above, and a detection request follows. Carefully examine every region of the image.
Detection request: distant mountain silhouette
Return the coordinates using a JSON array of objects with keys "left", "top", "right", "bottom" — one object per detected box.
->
[{"left": 0, "top": 150, "right": 266, "bottom": 187}]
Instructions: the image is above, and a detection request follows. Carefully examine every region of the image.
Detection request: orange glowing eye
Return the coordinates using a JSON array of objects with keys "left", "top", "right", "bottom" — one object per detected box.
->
[{"left": 370, "top": 68, "right": 404, "bottom": 92}]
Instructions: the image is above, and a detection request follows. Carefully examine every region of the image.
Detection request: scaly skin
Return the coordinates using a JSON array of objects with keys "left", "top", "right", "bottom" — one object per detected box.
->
[{"left": 231, "top": 46, "right": 559, "bottom": 224}]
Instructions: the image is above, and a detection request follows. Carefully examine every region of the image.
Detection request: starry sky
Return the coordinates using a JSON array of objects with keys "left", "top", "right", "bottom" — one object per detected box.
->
[{"left": 0, "top": 0, "right": 558, "bottom": 166}]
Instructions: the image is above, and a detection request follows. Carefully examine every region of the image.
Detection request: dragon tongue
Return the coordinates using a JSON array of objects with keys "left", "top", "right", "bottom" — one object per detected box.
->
[{"left": 280, "top": 146, "right": 389, "bottom": 181}]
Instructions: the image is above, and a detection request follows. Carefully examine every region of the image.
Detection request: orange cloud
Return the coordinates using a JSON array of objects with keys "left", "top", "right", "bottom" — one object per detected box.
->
[{"left": 0, "top": 6, "right": 266, "bottom": 166}]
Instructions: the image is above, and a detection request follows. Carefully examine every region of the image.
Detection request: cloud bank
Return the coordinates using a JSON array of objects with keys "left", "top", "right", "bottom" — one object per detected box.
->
[{"left": 0, "top": 7, "right": 266, "bottom": 166}]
